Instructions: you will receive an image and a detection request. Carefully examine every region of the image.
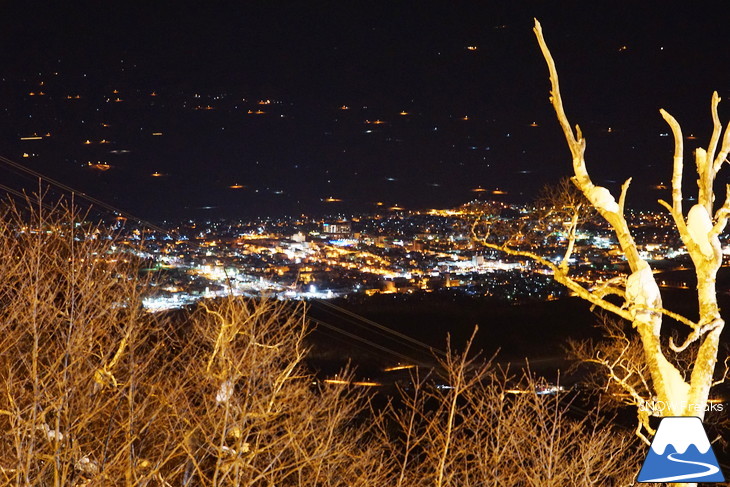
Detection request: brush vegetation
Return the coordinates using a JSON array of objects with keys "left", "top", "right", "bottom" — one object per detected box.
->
[{"left": 0, "top": 199, "right": 644, "bottom": 486}]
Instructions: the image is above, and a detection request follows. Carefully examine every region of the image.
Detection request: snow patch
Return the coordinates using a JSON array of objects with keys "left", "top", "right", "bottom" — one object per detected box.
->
[
  {"left": 75, "top": 456, "right": 99, "bottom": 475},
  {"left": 626, "top": 261, "right": 661, "bottom": 326},
  {"left": 587, "top": 186, "right": 619, "bottom": 213},
  {"left": 686, "top": 204, "right": 718, "bottom": 257},
  {"left": 39, "top": 423, "right": 64, "bottom": 442},
  {"left": 216, "top": 379, "right": 234, "bottom": 405}
]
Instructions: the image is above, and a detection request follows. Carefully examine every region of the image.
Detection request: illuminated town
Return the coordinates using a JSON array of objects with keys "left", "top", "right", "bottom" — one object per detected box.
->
[{"left": 130, "top": 201, "right": 708, "bottom": 312}]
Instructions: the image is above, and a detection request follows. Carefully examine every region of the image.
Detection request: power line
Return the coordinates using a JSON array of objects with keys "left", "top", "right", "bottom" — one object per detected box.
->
[
  {"left": 312, "top": 325, "right": 396, "bottom": 361},
  {"left": 0, "top": 182, "right": 56, "bottom": 211},
  {"left": 309, "top": 302, "right": 445, "bottom": 363},
  {"left": 0, "top": 154, "right": 168, "bottom": 233},
  {"left": 308, "top": 316, "right": 437, "bottom": 368},
  {"left": 311, "top": 298, "right": 447, "bottom": 358},
  {"left": 278, "top": 300, "right": 434, "bottom": 367}
]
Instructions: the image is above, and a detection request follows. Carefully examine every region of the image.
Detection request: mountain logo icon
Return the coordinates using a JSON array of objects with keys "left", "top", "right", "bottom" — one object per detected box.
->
[{"left": 637, "top": 416, "right": 725, "bottom": 483}]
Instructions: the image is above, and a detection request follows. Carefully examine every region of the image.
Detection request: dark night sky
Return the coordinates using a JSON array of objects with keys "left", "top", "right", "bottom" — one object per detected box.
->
[{"left": 1, "top": 2, "right": 730, "bottom": 220}]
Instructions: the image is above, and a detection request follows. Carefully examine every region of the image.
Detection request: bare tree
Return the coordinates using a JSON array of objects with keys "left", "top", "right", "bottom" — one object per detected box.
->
[{"left": 474, "top": 20, "right": 729, "bottom": 463}]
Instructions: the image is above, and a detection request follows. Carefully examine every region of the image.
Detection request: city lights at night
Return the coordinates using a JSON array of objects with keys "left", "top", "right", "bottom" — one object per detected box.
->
[{"left": 1, "top": 3, "right": 730, "bottom": 484}]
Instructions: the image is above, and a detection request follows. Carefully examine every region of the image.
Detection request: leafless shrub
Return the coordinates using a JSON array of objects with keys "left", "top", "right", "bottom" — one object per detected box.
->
[
  {"left": 0, "top": 197, "right": 386, "bottom": 486},
  {"left": 0, "top": 196, "right": 645, "bottom": 485},
  {"left": 0, "top": 195, "right": 150, "bottom": 486},
  {"left": 375, "top": 332, "right": 644, "bottom": 487},
  {"left": 155, "top": 297, "right": 386, "bottom": 486}
]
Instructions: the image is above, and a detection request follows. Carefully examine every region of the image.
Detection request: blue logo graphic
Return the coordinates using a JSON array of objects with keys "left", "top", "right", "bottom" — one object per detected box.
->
[{"left": 638, "top": 416, "right": 725, "bottom": 483}]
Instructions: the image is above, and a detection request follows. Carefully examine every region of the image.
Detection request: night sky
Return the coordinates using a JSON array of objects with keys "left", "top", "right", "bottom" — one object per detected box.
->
[{"left": 1, "top": 2, "right": 730, "bottom": 220}]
